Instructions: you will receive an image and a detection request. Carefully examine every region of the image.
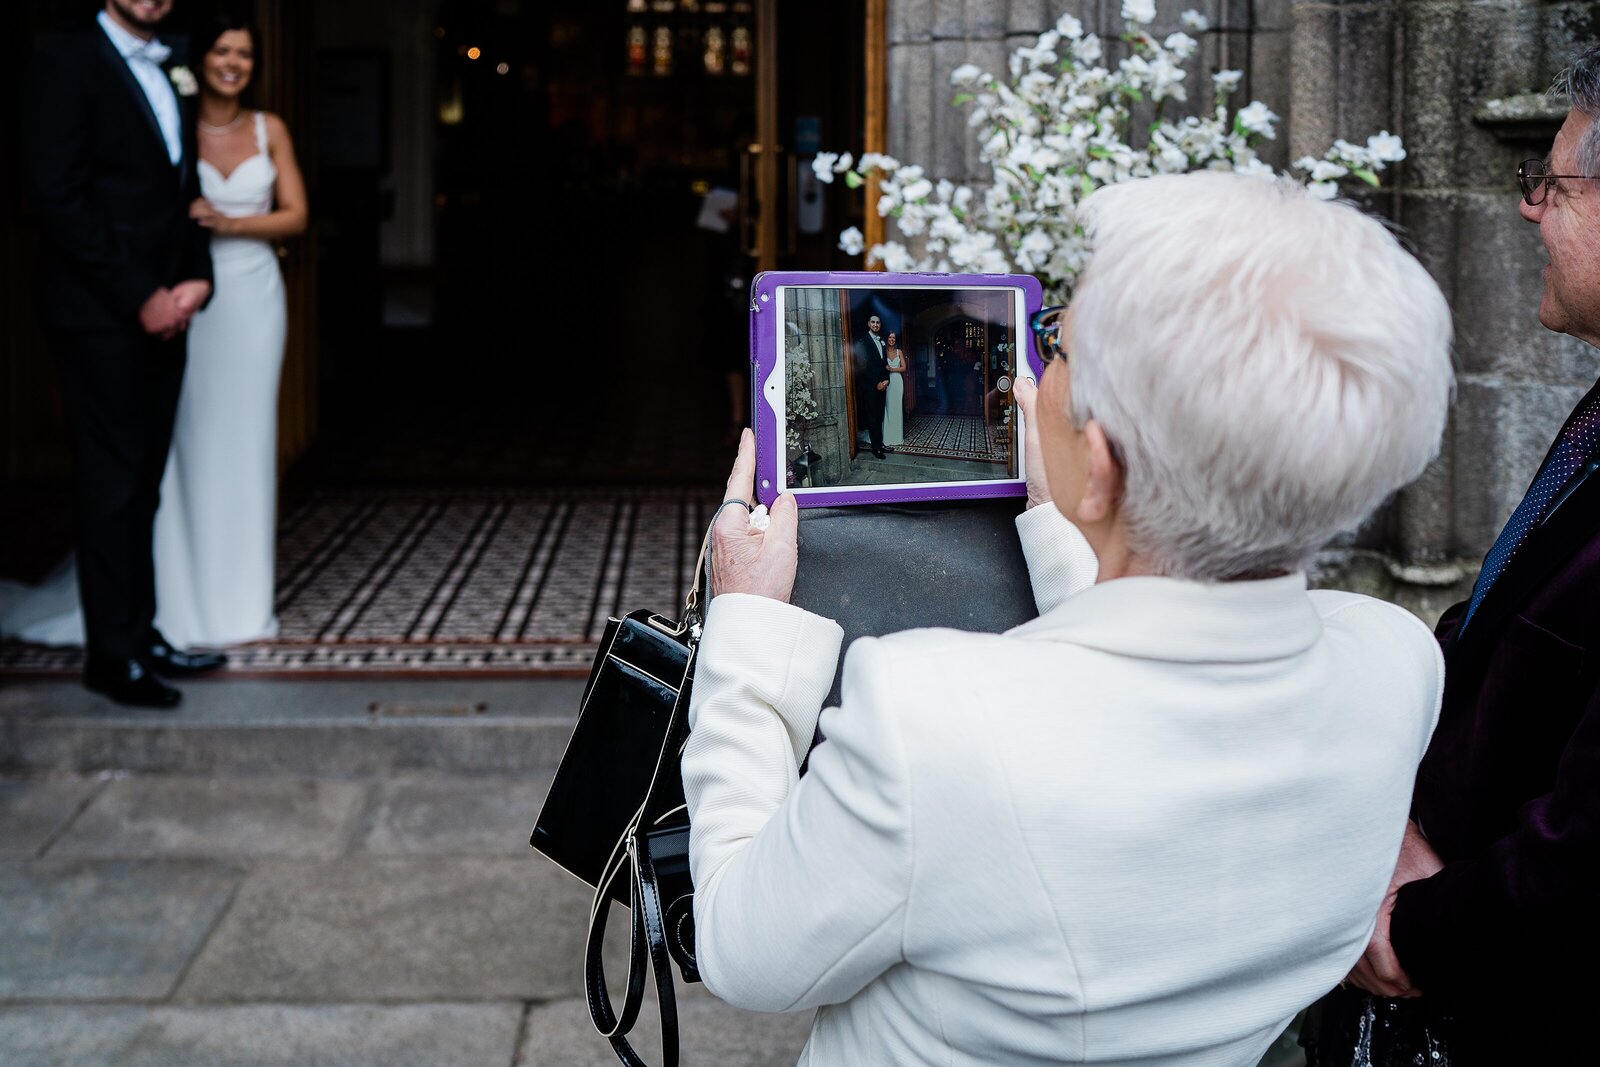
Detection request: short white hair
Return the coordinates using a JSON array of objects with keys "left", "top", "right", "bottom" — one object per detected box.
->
[{"left": 1066, "top": 172, "right": 1454, "bottom": 581}]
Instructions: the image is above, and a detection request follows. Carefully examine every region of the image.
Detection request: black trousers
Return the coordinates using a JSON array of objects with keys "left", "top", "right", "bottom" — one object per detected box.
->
[
  {"left": 52, "top": 328, "right": 186, "bottom": 661},
  {"left": 859, "top": 386, "right": 885, "bottom": 454}
]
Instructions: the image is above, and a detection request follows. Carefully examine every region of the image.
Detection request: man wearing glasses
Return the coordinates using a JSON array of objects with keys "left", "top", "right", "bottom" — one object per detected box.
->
[{"left": 1307, "top": 44, "right": 1600, "bottom": 1065}]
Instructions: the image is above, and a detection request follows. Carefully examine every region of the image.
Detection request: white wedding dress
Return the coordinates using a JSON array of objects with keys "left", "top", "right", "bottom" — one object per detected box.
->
[
  {"left": 154, "top": 111, "right": 285, "bottom": 647},
  {"left": 0, "top": 113, "right": 283, "bottom": 649},
  {"left": 883, "top": 351, "right": 905, "bottom": 447}
]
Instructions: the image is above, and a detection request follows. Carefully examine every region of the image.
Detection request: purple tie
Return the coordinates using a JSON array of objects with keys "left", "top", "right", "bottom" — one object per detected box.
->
[{"left": 1462, "top": 391, "right": 1600, "bottom": 631}]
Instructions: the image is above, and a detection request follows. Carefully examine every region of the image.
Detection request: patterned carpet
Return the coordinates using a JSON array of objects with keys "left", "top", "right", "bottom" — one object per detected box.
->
[
  {"left": 0, "top": 487, "right": 719, "bottom": 677},
  {"left": 894, "top": 414, "right": 1007, "bottom": 462}
]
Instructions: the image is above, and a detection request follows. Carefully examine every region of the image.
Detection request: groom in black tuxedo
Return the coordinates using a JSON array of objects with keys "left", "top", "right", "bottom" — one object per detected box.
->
[
  {"left": 852, "top": 314, "right": 892, "bottom": 459},
  {"left": 24, "top": 0, "right": 226, "bottom": 707}
]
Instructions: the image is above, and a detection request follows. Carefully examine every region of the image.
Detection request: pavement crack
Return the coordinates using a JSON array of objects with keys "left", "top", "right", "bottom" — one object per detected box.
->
[
  {"left": 162, "top": 862, "right": 252, "bottom": 1003},
  {"left": 33, "top": 774, "right": 114, "bottom": 859},
  {"left": 510, "top": 1000, "right": 535, "bottom": 1067}
]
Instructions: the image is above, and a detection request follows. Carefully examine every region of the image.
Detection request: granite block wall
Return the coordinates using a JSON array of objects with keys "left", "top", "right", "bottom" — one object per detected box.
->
[{"left": 885, "top": 0, "right": 1600, "bottom": 597}]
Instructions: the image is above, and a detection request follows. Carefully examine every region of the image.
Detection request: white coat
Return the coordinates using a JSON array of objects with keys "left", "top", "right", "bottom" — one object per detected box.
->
[{"left": 682, "top": 505, "right": 1442, "bottom": 1066}]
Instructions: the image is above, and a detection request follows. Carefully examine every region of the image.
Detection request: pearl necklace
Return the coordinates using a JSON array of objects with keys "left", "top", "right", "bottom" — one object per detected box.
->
[{"left": 199, "top": 111, "right": 246, "bottom": 134}]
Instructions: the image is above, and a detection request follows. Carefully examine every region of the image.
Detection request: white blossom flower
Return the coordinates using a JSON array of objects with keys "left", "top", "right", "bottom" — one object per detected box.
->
[
  {"left": 1213, "top": 69, "right": 1243, "bottom": 93},
  {"left": 1055, "top": 13, "right": 1085, "bottom": 39},
  {"left": 832, "top": 152, "right": 854, "bottom": 173},
  {"left": 1234, "top": 157, "right": 1275, "bottom": 177},
  {"left": 900, "top": 178, "right": 934, "bottom": 202},
  {"left": 950, "top": 63, "right": 984, "bottom": 87},
  {"left": 837, "top": 226, "right": 864, "bottom": 255},
  {"left": 1180, "top": 9, "right": 1210, "bottom": 31},
  {"left": 1307, "top": 181, "right": 1339, "bottom": 201},
  {"left": 1308, "top": 159, "right": 1349, "bottom": 182},
  {"left": 870, "top": 241, "right": 915, "bottom": 272},
  {"left": 1235, "top": 101, "right": 1278, "bottom": 137},
  {"left": 1073, "top": 36, "right": 1104, "bottom": 64},
  {"left": 1366, "top": 131, "right": 1407, "bottom": 163},
  {"left": 811, "top": 152, "right": 839, "bottom": 183},
  {"left": 1332, "top": 139, "right": 1374, "bottom": 168},
  {"left": 1163, "top": 32, "right": 1198, "bottom": 59},
  {"left": 1122, "top": 0, "right": 1157, "bottom": 24}
]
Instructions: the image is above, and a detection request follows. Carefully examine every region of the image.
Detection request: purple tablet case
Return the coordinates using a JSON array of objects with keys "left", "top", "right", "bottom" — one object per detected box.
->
[{"left": 750, "top": 271, "right": 1045, "bottom": 508}]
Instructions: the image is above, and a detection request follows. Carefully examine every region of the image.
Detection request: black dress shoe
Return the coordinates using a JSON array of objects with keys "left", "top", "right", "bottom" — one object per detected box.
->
[
  {"left": 146, "top": 632, "right": 227, "bottom": 676},
  {"left": 84, "top": 657, "right": 182, "bottom": 709},
  {"left": 872, "top": 449, "right": 887, "bottom": 459},
  {"left": 881, "top": 446, "right": 895, "bottom": 453}
]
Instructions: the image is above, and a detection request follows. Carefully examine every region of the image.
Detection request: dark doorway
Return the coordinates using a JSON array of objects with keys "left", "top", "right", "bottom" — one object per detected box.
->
[{"left": 307, "top": 0, "right": 867, "bottom": 489}]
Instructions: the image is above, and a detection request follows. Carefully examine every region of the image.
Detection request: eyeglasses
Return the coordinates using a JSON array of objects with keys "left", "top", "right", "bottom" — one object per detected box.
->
[
  {"left": 1517, "top": 158, "right": 1600, "bottom": 206},
  {"left": 1029, "top": 305, "right": 1068, "bottom": 366}
]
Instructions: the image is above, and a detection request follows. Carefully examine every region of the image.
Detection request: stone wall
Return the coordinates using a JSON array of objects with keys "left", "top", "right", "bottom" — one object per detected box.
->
[
  {"left": 786, "top": 287, "right": 851, "bottom": 487},
  {"left": 885, "top": 0, "right": 1600, "bottom": 609}
]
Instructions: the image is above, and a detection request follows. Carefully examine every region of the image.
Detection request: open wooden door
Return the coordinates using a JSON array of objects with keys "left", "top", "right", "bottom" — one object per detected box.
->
[{"left": 254, "top": 0, "right": 318, "bottom": 474}]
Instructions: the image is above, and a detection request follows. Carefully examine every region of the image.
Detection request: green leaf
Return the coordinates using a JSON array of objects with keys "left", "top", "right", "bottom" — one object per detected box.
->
[
  {"left": 1088, "top": 146, "right": 1111, "bottom": 160},
  {"left": 952, "top": 92, "right": 975, "bottom": 106},
  {"left": 1080, "top": 174, "right": 1095, "bottom": 197},
  {"left": 1351, "top": 168, "right": 1380, "bottom": 187},
  {"left": 845, "top": 171, "right": 864, "bottom": 189},
  {"left": 1121, "top": 87, "right": 1144, "bottom": 103}
]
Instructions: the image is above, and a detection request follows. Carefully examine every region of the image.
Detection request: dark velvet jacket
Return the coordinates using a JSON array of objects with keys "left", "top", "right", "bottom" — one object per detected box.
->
[
  {"left": 1390, "top": 377, "right": 1600, "bottom": 1054},
  {"left": 23, "top": 24, "right": 212, "bottom": 332}
]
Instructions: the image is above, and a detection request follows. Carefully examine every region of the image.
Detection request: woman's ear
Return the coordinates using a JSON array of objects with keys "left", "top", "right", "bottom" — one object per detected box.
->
[{"left": 1074, "top": 419, "right": 1123, "bottom": 525}]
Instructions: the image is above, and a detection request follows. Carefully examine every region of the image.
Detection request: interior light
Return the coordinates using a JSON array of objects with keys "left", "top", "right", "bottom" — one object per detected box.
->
[{"left": 467, "top": 46, "right": 482, "bottom": 60}]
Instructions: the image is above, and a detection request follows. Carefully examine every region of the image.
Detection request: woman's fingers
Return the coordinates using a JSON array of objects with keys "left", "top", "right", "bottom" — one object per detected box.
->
[{"left": 723, "top": 428, "right": 755, "bottom": 504}]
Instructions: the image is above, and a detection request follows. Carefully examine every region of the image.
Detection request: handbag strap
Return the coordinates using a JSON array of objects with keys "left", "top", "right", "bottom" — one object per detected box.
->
[{"left": 581, "top": 503, "right": 745, "bottom": 1067}]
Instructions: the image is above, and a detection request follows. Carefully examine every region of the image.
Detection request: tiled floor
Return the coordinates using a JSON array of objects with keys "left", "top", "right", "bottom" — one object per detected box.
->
[{"left": 1, "top": 487, "right": 719, "bottom": 676}]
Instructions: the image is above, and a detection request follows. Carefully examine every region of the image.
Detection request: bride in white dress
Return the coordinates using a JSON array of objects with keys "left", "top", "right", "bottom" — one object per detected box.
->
[
  {"left": 154, "top": 16, "right": 307, "bottom": 647},
  {"left": 1, "top": 17, "right": 306, "bottom": 650}
]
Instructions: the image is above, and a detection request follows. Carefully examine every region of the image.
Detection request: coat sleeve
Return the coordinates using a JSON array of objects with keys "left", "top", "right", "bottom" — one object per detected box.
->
[
  {"left": 1014, "top": 504, "right": 1098, "bottom": 615},
  {"left": 22, "top": 43, "right": 160, "bottom": 320},
  {"left": 681, "top": 593, "right": 915, "bottom": 1013},
  {"left": 1389, "top": 680, "right": 1600, "bottom": 994}
]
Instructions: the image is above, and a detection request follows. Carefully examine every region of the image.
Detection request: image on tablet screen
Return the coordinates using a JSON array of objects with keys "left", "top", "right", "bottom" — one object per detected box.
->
[{"left": 779, "top": 286, "right": 1021, "bottom": 490}]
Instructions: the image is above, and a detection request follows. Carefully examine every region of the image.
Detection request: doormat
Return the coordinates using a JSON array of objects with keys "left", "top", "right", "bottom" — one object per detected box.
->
[
  {"left": 894, "top": 414, "right": 1007, "bottom": 463},
  {"left": 0, "top": 487, "right": 720, "bottom": 677}
]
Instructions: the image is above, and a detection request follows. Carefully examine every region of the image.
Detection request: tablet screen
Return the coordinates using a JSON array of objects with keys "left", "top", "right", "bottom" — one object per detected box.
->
[{"left": 773, "top": 284, "right": 1025, "bottom": 494}]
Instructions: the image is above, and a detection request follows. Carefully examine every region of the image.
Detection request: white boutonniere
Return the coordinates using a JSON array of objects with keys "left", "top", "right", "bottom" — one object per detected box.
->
[{"left": 169, "top": 66, "right": 198, "bottom": 97}]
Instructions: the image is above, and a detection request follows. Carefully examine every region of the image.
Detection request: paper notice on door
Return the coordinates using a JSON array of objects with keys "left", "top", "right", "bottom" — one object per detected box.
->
[{"left": 696, "top": 187, "right": 739, "bottom": 233}]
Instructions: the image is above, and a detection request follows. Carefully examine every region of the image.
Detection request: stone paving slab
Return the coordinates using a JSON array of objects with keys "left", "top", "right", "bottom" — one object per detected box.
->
[
  {"left": 0, "top": 679, "right": 586, "bottom": 776},
  {"left": 520, "top": 995, "right": 813, "bottom": 1067},
  {"left": 49, "top": 778, "right": 367, "bottom": 860},
  {"left": 4, "top": 719, "right": 579, "bottom": 776},
  {"left": 0, "top": 777, "right": 103, "bottom": 857},
  {"left": 355, "top": 775, "right": 552, "bottom": 856},
  {"left": 0, "top": 1003, "right": 525, "bottom": 1067},
  {"left": 0, "top": 858, "right": 243, "bottom": 1000},
  {"left": 178, "top": 855, "right": 592, "bottom": 1002}
]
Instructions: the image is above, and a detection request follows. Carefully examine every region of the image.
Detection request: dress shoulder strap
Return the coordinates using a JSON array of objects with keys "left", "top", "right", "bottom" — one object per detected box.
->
[{"left": 253, "top": 111, "right": 268, "bottom": 154}]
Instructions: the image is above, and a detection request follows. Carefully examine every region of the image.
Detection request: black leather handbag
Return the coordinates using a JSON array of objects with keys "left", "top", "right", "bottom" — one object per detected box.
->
[
  {"left": 531, "top": 497, "right": 1038, "bottom": 1066},
  {"left": 529, "top": 524, "right": 713, "bottom": 1067}
]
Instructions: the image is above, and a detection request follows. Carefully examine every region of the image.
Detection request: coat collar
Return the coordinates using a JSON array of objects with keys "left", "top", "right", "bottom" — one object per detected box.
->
[
  {"left": 92, "top": 16, "right": 183, "bottom": 175},
  {"left": 1008, "top": 571, "right": 1324, "bottom": 663},
  {"left": 1446, "top": 376, "right": 1600, "bottom": 660}
]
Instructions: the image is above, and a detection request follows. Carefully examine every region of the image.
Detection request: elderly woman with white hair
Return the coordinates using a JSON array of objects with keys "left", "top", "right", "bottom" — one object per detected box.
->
[{"left": 686, "top": 171, "right": 1455, "bottom": 1066}]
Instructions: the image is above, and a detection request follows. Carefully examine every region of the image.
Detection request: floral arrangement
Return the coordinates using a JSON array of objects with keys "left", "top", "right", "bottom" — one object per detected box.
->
[
  {"left": 785, "top": 338, "right": 820, "bottom": 452},
  {"left": 814, "top": 3, "right": 1407, "bottom": 302}
]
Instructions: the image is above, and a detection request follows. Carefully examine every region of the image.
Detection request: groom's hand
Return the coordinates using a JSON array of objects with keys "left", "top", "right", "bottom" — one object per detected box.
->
[
  {"left": 710, "top": 429, "right": 798, "bottom": 603},
  {"left": 139, "top": 287, "right": 188, "bottom": 339}
]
